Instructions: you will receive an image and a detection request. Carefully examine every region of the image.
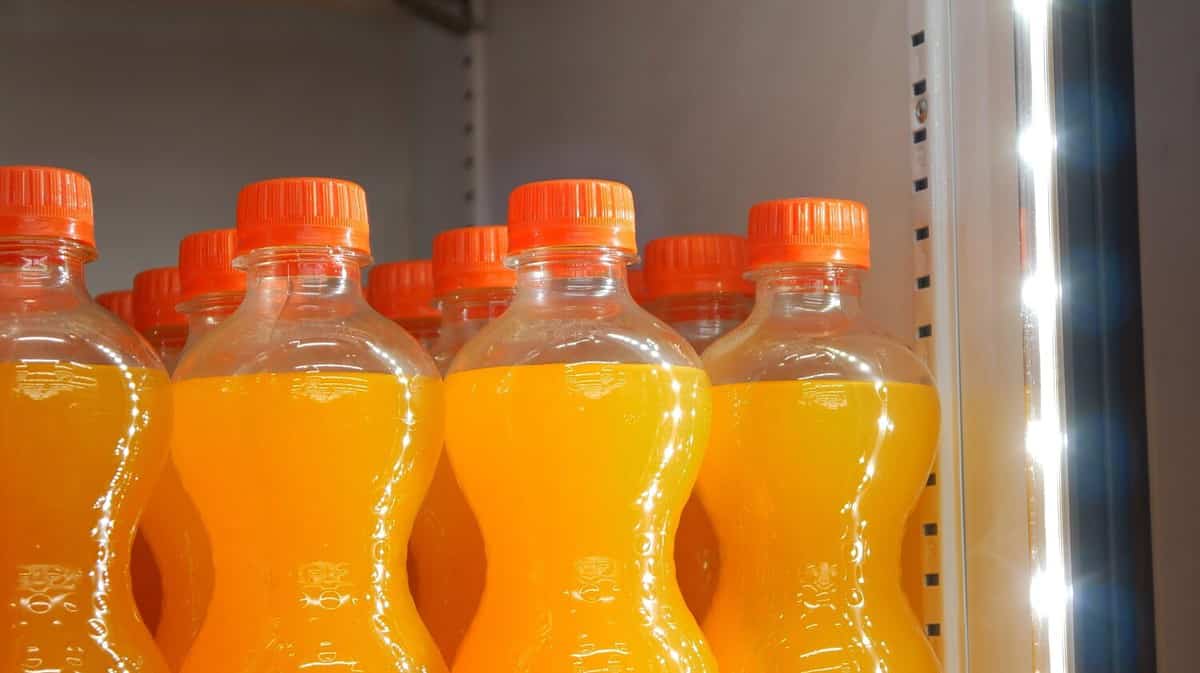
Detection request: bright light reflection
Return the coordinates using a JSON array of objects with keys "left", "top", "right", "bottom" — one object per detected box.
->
[{"left": 1017, "top": 0, "right": 1073, "bottom": 672}]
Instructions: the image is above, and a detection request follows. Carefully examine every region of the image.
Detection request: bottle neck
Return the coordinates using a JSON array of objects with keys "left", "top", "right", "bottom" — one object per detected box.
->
[
  {"left": 141, "top": 324, "right": 188, "bottom": 373},
  {"left": 749, "top": 264, "right": 865, "bottom": 333},
  {"left": 180, "top": 293, "right": 243, "bottom": 349},
  {"left": 510, "top": 247, "right": 637, "bottom": 308},
  {"left": 432, "top": 287, "right": 515, "bottom": 368},
  {"left": 650, "top": 292, "right": 754, "bottom": 352},
  {"left": 237, "top": 247, "right": 369, "bottom": 314},
  {"left": 0, "top": 239, "right": 93, "bottom": 308},
  {"left": 650, "top": 292, "right": 754, "bottom": 326}
]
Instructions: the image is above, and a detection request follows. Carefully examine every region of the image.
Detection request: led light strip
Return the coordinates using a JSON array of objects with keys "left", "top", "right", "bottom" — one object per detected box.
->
[{"left": 1014, "top": 1, "right": 1073, "bottom": 673}]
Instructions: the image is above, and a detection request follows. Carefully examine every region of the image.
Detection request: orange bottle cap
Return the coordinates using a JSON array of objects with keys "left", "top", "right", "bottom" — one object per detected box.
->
[
  {"left": 236, "top": 177, "right": 370, "bottom": 256},
  {"left": 368, "top": 259, "right": 438, "bottom": 320},
  {"left": 132, "top": 267, "right": 186, "bottom": 332},
  {"left": 627, "top": 268, "right": 649, "bottom": 305},
  {"left": 507, "top": 179, "right": 636, "bottom": 255},
  {"left": 432, "top": 225, "right": 516, "bottom": 297},
  {"left": 179, "top": 228, "right": 245, "bottom": 302},
  {"left": 747, "top": 198, "right": 870, "bottom": 269},
  {"left": 644, "top": 233, "right": 753, "bottom": 299},
  {"left": 0, "top": 166, "right": 95, "bottom": 249},
  {"left": 96, "top": 290, "right": 134, "bottom": 325}
]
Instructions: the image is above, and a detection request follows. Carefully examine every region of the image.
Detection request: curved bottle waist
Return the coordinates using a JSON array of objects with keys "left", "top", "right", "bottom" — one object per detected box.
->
[
  {"left": 0, "top": 361, "right": 171, "bottom": 673},
  {"left": 170, "top": 370, "right": 446, "bottom": 673},
  {"left": 699, "top": 378, "right": 939, "bottom": 672},
  {"left": 445, "top": 361, "right": 716, "bottom": 673}
]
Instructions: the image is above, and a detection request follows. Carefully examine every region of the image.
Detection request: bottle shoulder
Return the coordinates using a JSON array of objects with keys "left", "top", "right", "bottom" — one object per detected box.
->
[
  {"left": 448, "top": 299, "right": 702, "bottom": 376},
  {"left": 174, "top": 300, "right": 439, "bottom": 382},
  {"left": 0, "top": 298, "right": 164, "bottom": 371},
  {"left": 702, "top": 318, "right": 933, "bottom": 387}
]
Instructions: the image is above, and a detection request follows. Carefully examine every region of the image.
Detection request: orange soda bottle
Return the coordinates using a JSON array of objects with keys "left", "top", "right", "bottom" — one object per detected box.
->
[
  {"left": 97, "top": 289, "right": 135, "bottom": 324},
  {"left": 445, "top": 179, "right": 717, "bottom": 673},
  {"left": 0, "top": 165, "right": 171, "bottom": 673},
  {"left": 128, "top": 267, "right": 188, "bottom": 636},
  {"left": 171, "top": 178, "right": 445, "bottom": 673},
  {"left": 626, "top": 267, "right": 649, "bottom": 305},
  {"left": 143, "top": 228, "right": 245, "bottom": 670},
  {"left": 699, "top": 198, "right": 940, "bottom": 673},
  {"left": 368, "top": 260, "right": 440, "bottom": 351},
  {"left": 643, "top": 233, "right": 753, "bottom": 624},
  {"left": 132, "top": 267, "right": 187, "bottom": 371},
  {"left": 409, "top": 225, "right": 515, "bottom": 664}
]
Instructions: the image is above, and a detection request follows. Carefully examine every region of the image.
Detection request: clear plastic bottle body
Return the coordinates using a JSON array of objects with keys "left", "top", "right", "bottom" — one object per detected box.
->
[
  {"left": 0, "top": 239, "right": 171, "bottom": 673},
  {"left": 699, "top": 264, "right": 939, "bottom": 673},
  {"left": 648, "top": 293, "right": 753, "bottom": 354},
  {"left": 409, "top": 286, "right": 512, "bottom": 664},
  {"left": 647, "top": 291, "right": 752, "bottom": 625},
  {"left": 142, "top": 325, "right": 187, "bottom": 374},
  {"left": 430, "top": 287, "right": 513, "bottom": 374},
  {"left": 172, "top": 248, "right": 445, "bottom": 673},
  {"left": 145, "top": 292, "right": 240, "bottom": 671},
  {"left": 445, "top": 247, "right": 717, "bottom": 673},
  {"left": 396, "top": 316, "right": 441, "bottom": 354},
  {"left": 179, "top": 294, "right": 241, "bottom": 355}
]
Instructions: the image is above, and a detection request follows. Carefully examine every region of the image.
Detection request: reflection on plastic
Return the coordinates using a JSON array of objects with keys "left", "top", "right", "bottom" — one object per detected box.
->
[
  {"left": 445, "top": 362, "right": 716, "bottom": 673},
  {"left": 1, "top": 361, "right": 171, "bottom": 673}
]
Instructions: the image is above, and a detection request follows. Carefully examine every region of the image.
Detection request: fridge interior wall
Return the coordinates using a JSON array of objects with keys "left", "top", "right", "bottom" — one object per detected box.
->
[
  {"left": 0, "top": 2, "right": 1037, "bottom": 672},
  {"left": 0, "top": 0, "right": 460, "bottom": 292}
]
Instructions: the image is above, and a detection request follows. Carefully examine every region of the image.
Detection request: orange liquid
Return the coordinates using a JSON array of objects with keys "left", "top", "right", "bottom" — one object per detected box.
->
[
  {"left": 699, "top": 379, "right": 940, "bottom": 673},
  {"left": 140, "top": 460, "right": 214, "bottom": 670},
  {"left": 131, "top": 529, "right": 163, "bottom": 634},
  {"left": 675, "top": 494, "right": 720, "bottom": 623},
  {"left": 172, "top": 371, "right": 446, "bottom": 673},
  {"left": 1, "top": 361, "right": 171, "bottom": 673},
  {"left": 445, "top": 362, "right": 717, "bottom": 673},
  {"left": 131, "top": 334, "right": 184, "bottom": 642},
  {"left": 408, "top": 453, "right": 485, "bottom": 665}
]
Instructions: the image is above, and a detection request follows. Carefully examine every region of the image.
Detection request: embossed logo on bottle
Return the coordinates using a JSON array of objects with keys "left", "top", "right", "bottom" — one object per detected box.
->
[
  {"left": 572, "top": 556, "right": 619, "bottom": 604},
  {"left": 298, "top": 562, "right": 354, "bottom": 611},
  {"left": 571, "top": 638, "right": 632, "bottom": 673},
  {"left": 798, "top": 561, "right": 846, "bottom": 608},
  {"left": 17, "top": 564, "right": 82, "bottom": 615}
]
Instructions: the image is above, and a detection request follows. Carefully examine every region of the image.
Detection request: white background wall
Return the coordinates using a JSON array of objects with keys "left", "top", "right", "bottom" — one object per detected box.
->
[
  {"left": 1132, "top": 0, "right": 1200, "bottom": 670},
  {"left": 0, "top": 0, "right": 462, "bottom": 293}
]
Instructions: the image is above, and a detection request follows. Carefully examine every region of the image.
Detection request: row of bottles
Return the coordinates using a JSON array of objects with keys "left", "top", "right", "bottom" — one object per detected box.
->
[{"left": 1, "top": 166, "right": 939, "bottom": 673}]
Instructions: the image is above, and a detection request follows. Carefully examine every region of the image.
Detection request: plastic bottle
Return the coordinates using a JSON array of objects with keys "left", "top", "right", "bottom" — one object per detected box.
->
[
  {"left": 0, "top": 165, "right": 171, "bottom": 673},
  {"left": 177, "top": 228, "right": 245, "bottom": 351},
  {"left": 643, "top": 233, "right": 753, "bottom": 624},
  {"left": 172, "top": 177, "right": 445, "bottom": 673},
  {"left": 132, "top": 267, "right": 187, "bottom": 372},
  {"left": 368, "top": 260, "right": 440, "bottom": 351},
  {"left": 128, "top": 266, "right": 188, "bottom": 636},
  {"left": 410, "top": 225, "right": 514, "bottom": 664},
  {"left": 699, "top": 198, "right": 940, "bottom": 673},
  {"left": 445, "top": 179, "right": 717, "bottom": 673},
  {"left": 97, "top": 289, "right": 135, "bottom": 324},
  {"left": 144, "top": 228, "right": 244, "bottom": 670},
  {"left": 626, "top": 267, "right": 649, "bottom": 305}
]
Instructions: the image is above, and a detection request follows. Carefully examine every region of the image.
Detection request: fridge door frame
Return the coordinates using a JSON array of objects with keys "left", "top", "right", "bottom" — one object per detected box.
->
[{"left": 1051, "top": 1, "right": 1158, "bottom": 672}]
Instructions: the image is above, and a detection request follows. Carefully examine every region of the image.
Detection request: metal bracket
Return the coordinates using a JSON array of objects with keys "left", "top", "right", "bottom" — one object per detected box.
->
[{"left": 394, "top": 0, "right": 479, "bottom": 35}]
